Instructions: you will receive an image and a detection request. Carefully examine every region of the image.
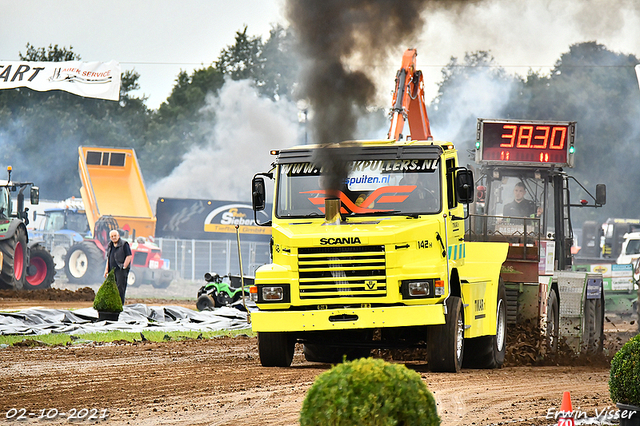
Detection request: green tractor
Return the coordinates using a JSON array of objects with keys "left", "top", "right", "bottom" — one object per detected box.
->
[{"left": 0, "top": 166, "right": 55, "bottom": 290}]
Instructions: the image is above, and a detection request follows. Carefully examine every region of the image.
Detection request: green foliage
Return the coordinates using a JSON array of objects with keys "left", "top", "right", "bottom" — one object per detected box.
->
[
  {"left": 19, "top": 43, "right": 80, "bottom": 62},
  {"left": 299, "top": 358, "right": 440, "bottom": 426},
  {"left": 216, "top": 26, "right": 263, "bottom": 82},
  {"left": 0, "top": 329, "right": 253, "bottom": 346},
  {"left": 508, "top": 41, "right": 640, "bottom": 225},
  {"left": 609, "top": 334, "right": 640, "bottom": 406},
  {"left": 93, "top": 270, "right": 123, "bottom": 313}
]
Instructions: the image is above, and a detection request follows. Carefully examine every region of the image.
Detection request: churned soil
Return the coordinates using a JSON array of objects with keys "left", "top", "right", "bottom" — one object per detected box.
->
[{"left": 0, "top": 288, "right": 637, "bottom": 426}]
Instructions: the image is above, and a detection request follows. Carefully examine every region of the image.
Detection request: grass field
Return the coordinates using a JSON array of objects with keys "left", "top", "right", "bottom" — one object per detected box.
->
[{"left": 0, "top": 329, "right": 254, "bottom": 347}]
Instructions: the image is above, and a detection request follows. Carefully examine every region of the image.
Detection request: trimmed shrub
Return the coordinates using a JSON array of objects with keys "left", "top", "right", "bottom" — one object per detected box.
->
[
  {"left": 299, "top": 357, "right": 440, "bottom": 426},
  {"left": 93, "top": 270, "right": 123, "bottom": 313},
  {"left": 609, "top": 334, "right": 640, "bottom": 406}
]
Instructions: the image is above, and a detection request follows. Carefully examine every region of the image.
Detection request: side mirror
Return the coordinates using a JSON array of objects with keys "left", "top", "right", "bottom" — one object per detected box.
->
[
  {"left": 595, "top": 184, "right": 606, "bottom": 206},
  {"left": 30, "top": 186, "right": 39, "bottom": 205},
  {"left": 252, "top": 177, "right": 266, "bottom": 211},
  {"left": 455, "top": 169, "right": 474, "bottom": 204}
]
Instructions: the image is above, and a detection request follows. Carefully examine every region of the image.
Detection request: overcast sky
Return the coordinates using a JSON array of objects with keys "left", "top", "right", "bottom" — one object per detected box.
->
[{"left": 2, "top": 0, "right": 640, "bottom": 109}]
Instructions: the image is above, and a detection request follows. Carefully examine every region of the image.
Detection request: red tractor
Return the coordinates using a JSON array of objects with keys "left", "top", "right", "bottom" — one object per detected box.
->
[{"left": 64, "top": 215, "right": 176, "bottom": 288}]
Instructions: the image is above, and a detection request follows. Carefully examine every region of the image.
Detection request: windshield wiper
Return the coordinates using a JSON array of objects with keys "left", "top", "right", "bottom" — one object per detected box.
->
[{"left": 348, "top": 210, "right": 401, "bottom": 216}]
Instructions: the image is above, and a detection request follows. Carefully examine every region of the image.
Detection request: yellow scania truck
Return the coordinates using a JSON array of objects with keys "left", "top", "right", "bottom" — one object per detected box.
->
[{"left": 248, "top": 50, "right": 605, "bottom": 371}]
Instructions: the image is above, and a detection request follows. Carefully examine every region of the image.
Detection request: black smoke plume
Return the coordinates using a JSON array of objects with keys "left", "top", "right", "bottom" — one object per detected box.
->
[{"left": 285, "top": 0, "right": 476, "bottom": 191}]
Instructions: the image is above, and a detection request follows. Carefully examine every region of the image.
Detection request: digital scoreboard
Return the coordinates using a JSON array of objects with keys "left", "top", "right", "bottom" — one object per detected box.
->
[{"left": 475, "top": 119, "right": 576, "bottom": 167}]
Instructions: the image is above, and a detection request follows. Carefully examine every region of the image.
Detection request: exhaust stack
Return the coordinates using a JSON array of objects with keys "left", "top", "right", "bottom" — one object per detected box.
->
[{"left": 324, "top": 198, "right": 341, "bottom": 225}]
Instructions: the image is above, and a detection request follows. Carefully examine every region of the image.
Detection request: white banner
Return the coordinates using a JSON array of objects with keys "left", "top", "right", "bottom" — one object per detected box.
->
[{"left": 0, "top": 60, "right": 121, "bottom": 101}]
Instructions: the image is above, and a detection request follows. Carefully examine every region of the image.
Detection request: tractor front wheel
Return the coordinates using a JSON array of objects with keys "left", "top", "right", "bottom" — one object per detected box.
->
[
  {"left": 25, "top": 244, "right": 56, "bottom": 290},
  {"left": 64, "top": 242, "right": 104, "bottom": 284}
]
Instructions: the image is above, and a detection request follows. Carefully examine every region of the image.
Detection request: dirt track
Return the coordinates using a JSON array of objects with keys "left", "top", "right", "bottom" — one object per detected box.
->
[{"left": 0, "top": 289, "right": 638, "bottom": 425}]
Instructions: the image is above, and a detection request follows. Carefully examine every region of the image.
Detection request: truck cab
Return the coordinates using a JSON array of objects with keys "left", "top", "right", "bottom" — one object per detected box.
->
[{"left": 251, "top": 140, "right": 508, "bottom": 371}]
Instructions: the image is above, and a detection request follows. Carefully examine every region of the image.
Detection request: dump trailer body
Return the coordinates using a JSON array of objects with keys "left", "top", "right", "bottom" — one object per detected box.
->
[{"left": 78, "top": 146, "right": 156, "bottom": 239}]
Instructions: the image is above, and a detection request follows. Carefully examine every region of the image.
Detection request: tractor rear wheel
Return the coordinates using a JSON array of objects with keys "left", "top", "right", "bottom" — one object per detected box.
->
[
  {"left": 582, "top": 295, "right": 604, "bottom": 355},
  {"left": 25, "top": 244, "right": 56, "bottom": 290},
  {"left": 258, "top": 332, "right": 295, "bottom": 367},
  {"left": 427, "top": 296, "right": 465, "bottom": 372},
  {"left": 546, "top": 290, "right": 560, "bottom": 355},
  {"left": 64, "top": 242, "right": 104, "bottom": 284},
  {"left": 0, "top": 226, "right": 27, "bottom": 290}
]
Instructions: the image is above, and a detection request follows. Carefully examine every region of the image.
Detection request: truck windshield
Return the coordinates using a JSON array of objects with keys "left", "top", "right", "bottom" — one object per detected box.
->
[{"left": 275, "top": 160, "right": 441, "bottom": 218}]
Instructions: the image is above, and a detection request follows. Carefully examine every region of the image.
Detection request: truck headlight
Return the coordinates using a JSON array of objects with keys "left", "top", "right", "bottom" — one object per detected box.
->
[
  {"left": 263, "top": 286, "right": 284, "bottom": 301},
  {"left": 257, "top": 284, "right": 291, "bottom": 303},
  {"left": 408, "top": 281, "right": 430, "bottom": 296},
  {"left": 401, "top": 279, "right": 433, "bottom": 299}
]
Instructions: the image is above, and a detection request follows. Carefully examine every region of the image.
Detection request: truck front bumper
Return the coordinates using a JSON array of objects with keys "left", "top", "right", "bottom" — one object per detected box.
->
[{"left": 251, "top": 304, "right": 445, "bottom": 332}]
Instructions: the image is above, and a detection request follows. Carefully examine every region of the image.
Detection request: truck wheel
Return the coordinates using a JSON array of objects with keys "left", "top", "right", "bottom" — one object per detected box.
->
[
  {"left": 464, "top": 281, "right": 507, "bottom": 369},
  {"left": 427, "top": 296, "right": 464, "bottom": 372},
  {"left": 546, "top": 290, "right": 560, "bottom": 355},
  {"left": 25, "top": 245, "right": 56, "bottom": 290},
  {"left": 0, "top": 226, "right": 27, "bottom": 290},
  {"left": 582, "top": 296, "right": 604, "bottom": 355},
  {"left": 258, "top": 332, "right": 295, "bottom": 367},
  {"left": 64, "top": 242, "right": 104, "bottom": 284},
  {"left": 151, "top": 278, "right": 172, "bottom": 289},
  {"left": 196, "top": 294, "right": 215, "bottom": 311},
  {"left": 302, "top": 344, "right": 370, "bottom": 364},
  {"left": 127, "top": 269, "right": 137, "bottom": 287}
]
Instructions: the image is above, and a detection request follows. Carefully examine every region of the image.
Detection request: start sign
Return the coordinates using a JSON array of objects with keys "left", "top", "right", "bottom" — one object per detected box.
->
[{"left": 475, "top": 118, "right": 576, "bottom": 168}]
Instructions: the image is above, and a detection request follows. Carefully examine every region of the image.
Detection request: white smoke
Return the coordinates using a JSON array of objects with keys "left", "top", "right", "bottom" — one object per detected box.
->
[
  {"left": 430, "top": 71, "right": 516, "bottom": 144},
  {"left": 366, "top": 0, "right": 640, "bottom": 107},
  {"left": 148, "top": 79, "right": 301, "bottom": 205}
]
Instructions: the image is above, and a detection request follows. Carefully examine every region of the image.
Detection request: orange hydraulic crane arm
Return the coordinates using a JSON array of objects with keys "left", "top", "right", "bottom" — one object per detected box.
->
[{"left": 387, "top": 49, "right": 433, "bottom": 142}]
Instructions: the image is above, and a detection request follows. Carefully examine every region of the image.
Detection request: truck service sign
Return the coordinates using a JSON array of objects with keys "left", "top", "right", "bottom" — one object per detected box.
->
[
  {"left": 0, "top": 61, "right": 121, "bottom": 101},
  {"left": 155, "top": 198, "right": 271, "bottom": 241}
]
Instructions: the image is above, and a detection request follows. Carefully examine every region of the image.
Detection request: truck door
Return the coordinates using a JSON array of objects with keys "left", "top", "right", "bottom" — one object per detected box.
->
[{"left": 445, "top": 157, "right": 465, "bottom": 265}]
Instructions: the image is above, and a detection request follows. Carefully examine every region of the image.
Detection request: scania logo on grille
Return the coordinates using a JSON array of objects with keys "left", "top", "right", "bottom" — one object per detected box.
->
[
  {"left": 320, "top": 237, "right": 362, "bottom": 245},
  {"left": 365, "top": 280, "right": 377, "bottom": 290}
]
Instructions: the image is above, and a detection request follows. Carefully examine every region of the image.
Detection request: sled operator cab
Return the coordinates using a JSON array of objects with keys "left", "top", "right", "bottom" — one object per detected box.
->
[{"left": 469, "top": 119, "right": 607, "bottom": 355}]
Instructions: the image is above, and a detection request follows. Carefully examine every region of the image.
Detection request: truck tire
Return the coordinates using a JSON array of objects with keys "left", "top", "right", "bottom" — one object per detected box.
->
[
  {"left": 25, "top": 244, "right": 56, "bottom": 290},
  {"left": 0, "top": 226, "right": 27, "bottom": 290},
  {"left": 64, "top": 242, "right": 104, "bottom": 284},
  {"left": 302, "top": 344, "right": 371, "bottom": 364},
  {"left": 582, "top": 296, "right": 604, "bottom": 355},
  {"left": 196, "top": 294, "right": 215, "bottom": 311},
  {"left": 464, "top": 281, "right": 507, "bottom": 369},
  {"left": 151, "top": 278, "right": 172, "bottom": 289},
  {"left": 258, "top": 332, "right": 295, "bottom": 367},
  {"left": 546, "top": 290, "right": 560, "bottom": 355},
  {"left": 127, "top": 269, "right": 138, "bottom": 287},
  {"left": 427, "top": 296, "right": 464, "bottom": 372}
]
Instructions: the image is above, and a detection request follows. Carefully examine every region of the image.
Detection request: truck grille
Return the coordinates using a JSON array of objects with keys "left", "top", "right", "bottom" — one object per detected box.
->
[{"left": 297, "top": 245, "right": 386, "bottom": 299}]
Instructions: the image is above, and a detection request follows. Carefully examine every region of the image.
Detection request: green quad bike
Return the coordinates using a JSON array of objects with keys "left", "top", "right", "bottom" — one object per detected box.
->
[
  {"left": 0, "top": 167, "right": 55, "bottom": 291},
  {"left": 196, "top": 272, "right": 253, "bottom": 311}
]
